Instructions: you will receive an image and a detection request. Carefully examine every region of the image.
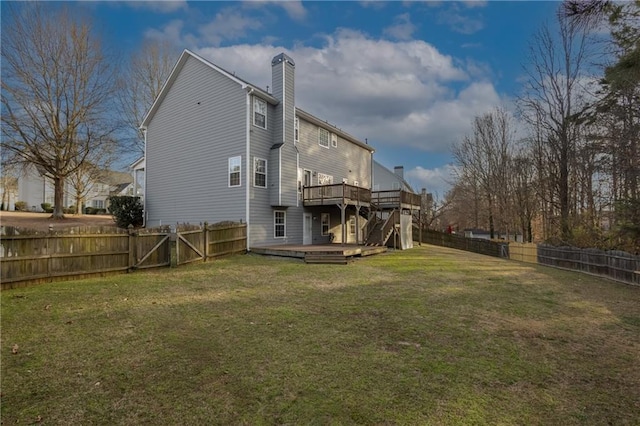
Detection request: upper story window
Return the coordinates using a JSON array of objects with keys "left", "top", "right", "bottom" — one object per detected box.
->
[
  {"left": 229, "top": 156, "right": 241, "bottom": 187},
  {"left": 317, "top": 173, "right": 333, "bottom": 185},
  {"left": 318, "top": 128, "right": 329, "bottom": 149},
  {"left": 254, "top": 157, "right": 267, "bottom": 188},
  {"left": 294, "top": 117, "right": 299, "bottom": 143},
  {"left": 253, "top": 97, "right": 267, "bottom": 129}
]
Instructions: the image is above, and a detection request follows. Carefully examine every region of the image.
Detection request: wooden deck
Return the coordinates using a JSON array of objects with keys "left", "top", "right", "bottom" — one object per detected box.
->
[{"left": 251, "top": 244, "right": 387, "bottom": 264}]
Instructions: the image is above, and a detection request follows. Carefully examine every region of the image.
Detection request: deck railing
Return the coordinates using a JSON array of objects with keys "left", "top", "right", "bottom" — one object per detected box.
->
[
  {"left": 371, "top": 190, "right": 422, "bottom": 208},
  {"left": 303, "top": 183, "right": 371, "bottom": 205}
]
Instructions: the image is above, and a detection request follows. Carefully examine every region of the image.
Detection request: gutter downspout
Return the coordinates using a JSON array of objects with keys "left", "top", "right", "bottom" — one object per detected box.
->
[
  {"left": 141, "top": 127, "right": 148, "bottom": 227},
  {"left": 245, "top": 87, "right": 253, "bottom": 250}
]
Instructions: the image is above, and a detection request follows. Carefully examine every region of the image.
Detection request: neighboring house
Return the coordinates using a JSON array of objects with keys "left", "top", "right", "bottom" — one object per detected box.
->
[
  {"left": 373, "top": 162, "right": 414, "bottom": 192},
  {"left": 463, "top": 228, "right": 523, "bottom": 242},
  {"left": 10, "top": 164, "right": 132, "bottom": 212},
  {"left": 87, "top": 171, "right": 134, "bottom": 211},
  {"left": 141, "top": 50, "right": 421, "bottom": 248},
  {"left": 129, "top": 157, "right": 145, "bottom": 202}
]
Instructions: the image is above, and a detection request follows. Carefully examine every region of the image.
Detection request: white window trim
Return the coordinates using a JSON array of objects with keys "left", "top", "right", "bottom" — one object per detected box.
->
[
  {"left": 318, "top": 128, "right": 329, "bottom": 149},
  {"left": 253, "top": 157, "right": 267, "bottom": 188},
  {"left": 331, "top": 133, "right": 338, "bottom": 148},
  {"left": 294, "top": 116, "right": 299, "bottom": 144},
  {"left": 253, "top": 97, "right": 267, "bottom": 129},
  {"left": 321, "top": 213, "right": 330, "bottom": 236},
  {"left": 274, "top": 210, "right": 286, "bottom": 239},
  {"left": 229, "top": 156, "right": 241, "bottom": 188}
]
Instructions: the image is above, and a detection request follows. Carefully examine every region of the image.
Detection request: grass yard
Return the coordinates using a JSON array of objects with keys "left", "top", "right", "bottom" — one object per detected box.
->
[{"left": 1, "top": 245, "right": 639, "bottom": 425}]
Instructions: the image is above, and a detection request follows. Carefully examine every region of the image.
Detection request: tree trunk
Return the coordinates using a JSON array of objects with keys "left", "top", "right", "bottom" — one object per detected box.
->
[
  {"left": 52, "top": 176, "right": 65, "bottom": 219},
  {"left": 75, "top": 194, "right": 83, "bottom": 215},
  {"left": 560, "top": 138, "right": 571, "bottom": 241}
]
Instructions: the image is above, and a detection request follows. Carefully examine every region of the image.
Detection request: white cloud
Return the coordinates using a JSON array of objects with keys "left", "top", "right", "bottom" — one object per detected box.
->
[
  {"left": 198, "top": 8, "right": 263, "bottom": 46},
  {"left": 244, "top": 0, "right": 307, "bottom": 21},
  {"left": 360, "top": 1, "right": 387, "bottom": 10},
  {"left": 438, "top": 5, "right": 484, "bottom": 34},
  {"left": 462, "top": 0, "right": 487, "bottom": 9},
  {"left": 383, "top": 13, "right": 417, "bottom": 41},
  {"left": 195, "top": 29, "right": 501, "bottom": 155},
  {"left": 406, "top": 164, "right": 458, "bottom": 197},
  {"left": 124, "top": 1, "right": 187, "bottom": 13},
  {"left": 145, "top": 19, "right": 194, "bottom": 46}
]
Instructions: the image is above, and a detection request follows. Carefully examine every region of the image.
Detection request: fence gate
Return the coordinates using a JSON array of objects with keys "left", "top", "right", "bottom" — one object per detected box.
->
[
  {"left": 176, "top": 229, "right": 205, "bottom": 266},
  {"left": 132, "top": 232, "right": 171, "bottom": 269}
]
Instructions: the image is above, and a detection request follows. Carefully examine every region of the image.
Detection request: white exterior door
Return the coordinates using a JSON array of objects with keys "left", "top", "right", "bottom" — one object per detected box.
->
[{"left": 303, "top": 213, "right": 312, "bottom": 245}]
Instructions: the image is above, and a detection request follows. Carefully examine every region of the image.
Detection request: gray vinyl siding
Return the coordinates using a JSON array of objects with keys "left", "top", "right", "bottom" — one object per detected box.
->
[
  {"left": 296, "top": 118, "right": 372, "bottom": 188},
  {"left": 270, "top": 56, "right": 297, "bottom": 207},
  {"left": 249, "top": 101, "right": 285, "bottom": 247},
  {"left": 373, "top": 161, "right": 413, "bottom": 192},
  {"left": 145, "top": 56, "right": 247, "bottom": 227}
]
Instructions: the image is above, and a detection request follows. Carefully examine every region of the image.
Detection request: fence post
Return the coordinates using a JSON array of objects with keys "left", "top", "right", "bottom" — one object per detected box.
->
[
  {"left": 170, "top": 227, "right": 178, "bottom": 267},
  {"left": 128, "top": 225, "right": 137, "bottom": 271},
  {"left": 203, "top": 222, "right": 209, "bottom": 261}
]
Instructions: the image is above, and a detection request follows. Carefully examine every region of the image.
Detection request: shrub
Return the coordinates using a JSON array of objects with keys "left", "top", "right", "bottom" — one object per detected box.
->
[
  {"left": 108, "top": 196, "right": 143, "bottom": 229},
  {"left": 64, "top": 206, "right": 76, "bottom": 214},
  {"left": 14, "top": 201, "right": 27, "bottom": 211},
  {"left": 41, "top": 202, "right": 51, "bottom": 212}
]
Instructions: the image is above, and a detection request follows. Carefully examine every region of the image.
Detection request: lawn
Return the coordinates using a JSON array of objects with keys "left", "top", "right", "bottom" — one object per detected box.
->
[{"left": 2, "top": 245, "right": 639, "bottom": 425}]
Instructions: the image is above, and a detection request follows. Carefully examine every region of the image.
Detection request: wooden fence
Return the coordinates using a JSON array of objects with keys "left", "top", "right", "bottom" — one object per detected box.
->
[
  {"left": 508, "top": 242, "right": 538, "bottom": 264},
  {"left": 418, "top": 230, "right": 639, "bottom": 285},
  {"left": 418, "top": 229, "right": 507, "bottom": 258},
  {"left": 1, "top": 222, "right": 246, "bottom": 289},
  {"left": 537, "top": 245, "right": 640, "bottom": 285}
]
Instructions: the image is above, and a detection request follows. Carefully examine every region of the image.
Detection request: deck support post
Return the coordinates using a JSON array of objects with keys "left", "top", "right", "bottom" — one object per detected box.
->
[
  {"left": 339, "top": 203, "right": 346, "bottom": 246},
  {"left": 355, "top": 205, "right": 361, "bottom": 245}
]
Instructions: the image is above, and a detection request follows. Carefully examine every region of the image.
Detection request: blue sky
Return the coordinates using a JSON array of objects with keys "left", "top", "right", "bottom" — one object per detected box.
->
[{"left": 17, "top": 1, "right": 563, "bottom": 196}]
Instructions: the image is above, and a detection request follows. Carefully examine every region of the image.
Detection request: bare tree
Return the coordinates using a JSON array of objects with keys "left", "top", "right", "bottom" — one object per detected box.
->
[
  {"left": 452, "top": 107, "right": 515, "bottom": 239},
  {"left": 119, "top": 39, "right": 179, "bottom": 155},
  {"left": 509, "top": 150, "right": 538, "bottom": 242},
  {"left": 1, "top": 4, "right": 118, "bottom": 219},
  {"left": 518, "top": 14, "right": 592, "bottom": 242}
]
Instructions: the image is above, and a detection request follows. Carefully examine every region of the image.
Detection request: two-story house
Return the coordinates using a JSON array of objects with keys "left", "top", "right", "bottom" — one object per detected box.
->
[{"left": 141, "top": 50, "right": 377, "bottom": 248}]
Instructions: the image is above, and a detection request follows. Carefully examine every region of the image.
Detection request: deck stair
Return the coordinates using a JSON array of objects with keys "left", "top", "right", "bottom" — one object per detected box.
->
[{"left": 365, "top": 210, "right": 399, "bottom": 246}]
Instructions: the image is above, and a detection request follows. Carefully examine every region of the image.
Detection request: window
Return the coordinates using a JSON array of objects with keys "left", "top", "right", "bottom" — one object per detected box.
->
[
  {"left": 318, "top": 127, "right": 329, "bottom": 148},
  {"left": 294, "top": 117, "right": 299, "bottom": 143},
  {"left": 254, "top": 157, "right": 266, "bottom": 188},
  {"left": 331, "top": 133, "right": 338, "bottom": 148},
  {"left": 229, "top": 156, "right": 241, "bottom": 187},
  {"left": 392, "top": 182, "right": 401, "bottom": 190},
  {"left": 317, "top": 173, "right": 333, "bottom": 185},
  {"left": 253, "top": 97, "right": 267, "bottom": 129},
  {"left": 274, "top": 210, "right": 286, "bottom": 238},
  {"left": 321, "top": 213, "right": 330, "bottom": 236},
  {"left": 93, "top": 199, "right": 104, "bottom": 209},
  {"left": 349, "top": 215, "right": 356, "bottom": 235}
]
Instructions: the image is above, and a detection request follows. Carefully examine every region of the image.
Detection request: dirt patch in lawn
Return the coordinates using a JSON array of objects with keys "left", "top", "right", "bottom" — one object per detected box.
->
[{"left": 0, "top": 211, "right": 116, "bottom": 232}]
